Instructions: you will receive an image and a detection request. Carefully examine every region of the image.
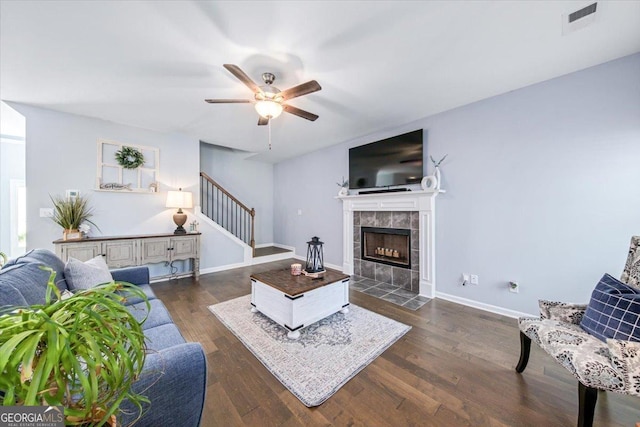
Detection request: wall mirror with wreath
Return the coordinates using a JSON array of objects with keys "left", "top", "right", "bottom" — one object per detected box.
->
[{"left": 96, "top": 139, "right": 160, "bottom": 193}]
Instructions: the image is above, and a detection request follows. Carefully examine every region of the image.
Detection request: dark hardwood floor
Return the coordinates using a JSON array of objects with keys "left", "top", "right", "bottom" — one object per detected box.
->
[
  {"left": 253, "top": 246, "right": 293, "bottom": 257},
  {"left": 152, "top": 259, "right": 640, "bottom": 426}
]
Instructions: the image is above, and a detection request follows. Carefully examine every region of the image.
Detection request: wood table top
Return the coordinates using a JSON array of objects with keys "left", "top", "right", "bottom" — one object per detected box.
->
[
  {"left": 250, "top": 267, "right": 350, "bottom": 296},
  {"left": 53, "top": 232, "right": 201, "bottom": 243}
]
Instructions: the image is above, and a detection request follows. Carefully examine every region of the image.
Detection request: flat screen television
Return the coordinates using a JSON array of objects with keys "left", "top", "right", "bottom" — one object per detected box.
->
[{"left": 349, "top": 129, "right": 423, "bottom": 190}]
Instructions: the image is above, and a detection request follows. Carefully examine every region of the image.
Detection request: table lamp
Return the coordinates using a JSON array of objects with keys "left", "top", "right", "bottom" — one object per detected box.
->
[{"left": 166, "top": 188, "right": 193, "bottom": 234}]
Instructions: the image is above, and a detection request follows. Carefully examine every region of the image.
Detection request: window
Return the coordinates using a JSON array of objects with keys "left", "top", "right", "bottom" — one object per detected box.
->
[{"left": 0, "top": 102, "right": 26, "bottom": 257}]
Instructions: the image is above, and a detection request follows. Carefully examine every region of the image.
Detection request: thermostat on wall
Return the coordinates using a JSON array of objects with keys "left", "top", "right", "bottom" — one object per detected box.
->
[{"left": 66, "top": 189, "right": 80, "bottom": 200}]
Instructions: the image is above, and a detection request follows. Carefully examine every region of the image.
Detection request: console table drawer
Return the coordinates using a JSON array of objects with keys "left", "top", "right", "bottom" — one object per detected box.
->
[
  {"left": 141, "top": 239, "right": 170, "bottom": 264},
  {"left": 104, "top": 241, "right": 137, "bottom": 268}
]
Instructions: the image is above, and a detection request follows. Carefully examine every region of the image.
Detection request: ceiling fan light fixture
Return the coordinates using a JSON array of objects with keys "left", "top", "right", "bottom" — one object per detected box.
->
[
  {"left": 255, "top": 100, "right": 283, "bottom": 119},
  {"left": 207, "top": 64, "right": 321, "bottom": 124}
]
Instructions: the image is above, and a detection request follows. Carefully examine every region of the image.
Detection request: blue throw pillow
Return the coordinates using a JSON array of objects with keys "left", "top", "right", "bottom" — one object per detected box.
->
[
  {"left": 580, "top": 273, "right": 640, "bottom": 342},
  {"left": 1, "top": 249, "right": 68, "bottom": 291},
  {"left": 0, "top": 262, "right": 52, "bottom": 306}
]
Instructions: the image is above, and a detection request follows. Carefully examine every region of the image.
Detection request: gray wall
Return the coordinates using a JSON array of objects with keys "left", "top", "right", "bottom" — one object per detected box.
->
[
  {"left": 274, "top": 53, "right": 640, "bottom": 314},
  {"left": 11, "top": 104, "right": 244, "bottom": 271},
  {"left": 200, "top": 142, "right": 274, "bottom": 244},
  {"left": 274, "top": 142, "right": 348, "bottom": 266}
]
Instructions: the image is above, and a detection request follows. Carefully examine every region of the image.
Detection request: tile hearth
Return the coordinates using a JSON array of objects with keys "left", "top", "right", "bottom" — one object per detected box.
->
[
  {"left": 354, "top": 211, "right": 420, "bottom": 291},
  {"left": 350, "top": 276, "right": 430, "bottom": 311}
]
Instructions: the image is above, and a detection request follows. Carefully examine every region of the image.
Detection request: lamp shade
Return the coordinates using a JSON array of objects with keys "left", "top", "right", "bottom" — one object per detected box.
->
[
  {"left": 255, "top": 100, "right": 283, "bottom": 119},
  {"left": 166, "top": 189, "right": 193, "bottom": 209}
]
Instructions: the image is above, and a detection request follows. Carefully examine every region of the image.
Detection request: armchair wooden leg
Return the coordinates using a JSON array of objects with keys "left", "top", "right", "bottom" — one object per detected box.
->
[
  {"left": 515, "top": 331, "right": 531, "bottom": 373},
  {"left": 577, "top": 382, "right": 598, "bottom": 427}
]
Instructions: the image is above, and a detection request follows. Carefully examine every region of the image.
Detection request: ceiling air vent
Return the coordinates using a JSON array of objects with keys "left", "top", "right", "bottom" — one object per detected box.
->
[
  {"left": 562, "top": 2, "right": 601, "bottom": 35},
  {"left": 569, "top": 3, "right": 597, "bottom": 23}
]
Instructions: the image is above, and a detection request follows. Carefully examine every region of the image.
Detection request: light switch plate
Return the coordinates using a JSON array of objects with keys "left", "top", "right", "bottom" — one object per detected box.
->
[{"left": 40, "top": 208, "right": 54, "bottom": 218}]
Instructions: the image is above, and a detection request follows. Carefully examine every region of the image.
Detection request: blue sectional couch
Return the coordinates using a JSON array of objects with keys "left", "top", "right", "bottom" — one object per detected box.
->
[{"left": 0, "top": 249, "right": 206, "bottom": 426}]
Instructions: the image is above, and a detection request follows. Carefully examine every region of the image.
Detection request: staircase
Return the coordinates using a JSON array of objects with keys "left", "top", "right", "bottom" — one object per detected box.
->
[
  {"left": 200, "top": 172, "right": 255, "bottom": 255},
  {"left": 199, "top": 172, "right": 294, "bottom": 265}
]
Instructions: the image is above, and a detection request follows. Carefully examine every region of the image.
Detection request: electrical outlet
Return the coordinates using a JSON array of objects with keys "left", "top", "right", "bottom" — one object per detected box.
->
[
  {"left": 509, "top": 281, "right": 519, "bottom": 293},
  {"left": 470, "top": 274, "right": 479, "bottom": 285},
  {"left": 461, "top": 273, "right": 469, "bottom": 286}
]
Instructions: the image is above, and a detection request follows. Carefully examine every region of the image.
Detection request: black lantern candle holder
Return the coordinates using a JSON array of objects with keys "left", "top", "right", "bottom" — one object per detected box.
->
[{"left": 305, "top": 236, "right": 325, "bottom": 274}]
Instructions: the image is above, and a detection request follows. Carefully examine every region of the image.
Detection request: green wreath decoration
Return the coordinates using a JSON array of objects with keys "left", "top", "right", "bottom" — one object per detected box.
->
[{"left": 115, "top": 146, "right": 145, "bottom": 169}]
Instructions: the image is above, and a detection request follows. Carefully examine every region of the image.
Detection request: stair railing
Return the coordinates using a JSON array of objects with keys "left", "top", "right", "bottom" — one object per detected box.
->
[{"left": 200, "top": 172, "right": 255, "bottom": 254}]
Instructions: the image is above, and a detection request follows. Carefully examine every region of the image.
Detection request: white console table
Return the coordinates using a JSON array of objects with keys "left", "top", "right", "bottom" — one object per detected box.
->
[{"left": 53, "top": 232, "right": 201, "bottom": 280}]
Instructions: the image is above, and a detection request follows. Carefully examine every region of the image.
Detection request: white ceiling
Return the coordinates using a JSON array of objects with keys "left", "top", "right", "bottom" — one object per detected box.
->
[{"left": 1, "top": 1, "right": 639, "bottom": 162}]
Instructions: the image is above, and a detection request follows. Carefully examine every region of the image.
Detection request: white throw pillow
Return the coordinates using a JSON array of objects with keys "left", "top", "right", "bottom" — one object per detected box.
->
[{"left": 64, "top": 256, "right": 114, "bottom": 291}]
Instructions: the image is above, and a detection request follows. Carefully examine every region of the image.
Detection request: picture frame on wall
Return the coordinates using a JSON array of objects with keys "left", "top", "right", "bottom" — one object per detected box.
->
[{"left": 96, "top": 139, "right": 160, "bottom": 193}]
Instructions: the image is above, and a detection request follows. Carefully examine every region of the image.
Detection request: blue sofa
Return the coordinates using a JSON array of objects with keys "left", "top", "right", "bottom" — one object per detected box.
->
[{"left": 0, "top": 249, "right": 206, "bottom": 426}]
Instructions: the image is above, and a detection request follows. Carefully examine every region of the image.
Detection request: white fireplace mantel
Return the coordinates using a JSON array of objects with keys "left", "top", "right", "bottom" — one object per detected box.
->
[{"left": 338, "top": 190, "right": 442, "bottom": 298}]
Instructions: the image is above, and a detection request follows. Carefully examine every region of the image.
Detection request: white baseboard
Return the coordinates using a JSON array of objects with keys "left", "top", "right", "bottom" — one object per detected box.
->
[
  {"left": 273, "top": 243, "right": 296, "bottom": 251},
  {"left": 251, "top": 243, "right": 295, "bottom": 265},
  {"left": 251, "top": 252, "right": 295, "bottom": 265},
  {"left": 196, "top": 253, "right": 339, "bottom": 277},
  {"left": 149, "top": 272, "right": 195, "bottom": 284},
  {"left": 254, "top": 242, "right": 295, "bottom": 250},
  {"left": 197, "top": 258, "right": 534, "bottom": 320},
  {"left": 199, "top": 261, "right": 251, "bottom": 275},
  {"left": 435, "top": 291, "right": 536, "bottom": 319}
]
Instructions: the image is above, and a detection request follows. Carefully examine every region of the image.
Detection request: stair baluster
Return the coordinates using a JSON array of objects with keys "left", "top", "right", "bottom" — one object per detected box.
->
[{"left": 200, "top": 172, "right": 255, "bottom": 255}]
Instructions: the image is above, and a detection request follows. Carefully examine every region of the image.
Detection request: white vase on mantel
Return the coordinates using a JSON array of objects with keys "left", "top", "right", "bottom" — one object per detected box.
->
[
  {"left": 421, "top": 176, "right": 436, "bottom": 191},
  {"left": 338, "top": 187, "right": 349, "bottom": 196},
  {"left": 434, "top": 167, "right": 441, "bottom": 190}
]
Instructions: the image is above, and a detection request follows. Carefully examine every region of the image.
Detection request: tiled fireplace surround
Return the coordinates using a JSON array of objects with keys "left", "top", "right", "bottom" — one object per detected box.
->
[
  {"left": 339, "top": 190, "right": 439, "bottom": 297},
  {"left": 353, "top": 211, "right": 420, "bottom": 292}
]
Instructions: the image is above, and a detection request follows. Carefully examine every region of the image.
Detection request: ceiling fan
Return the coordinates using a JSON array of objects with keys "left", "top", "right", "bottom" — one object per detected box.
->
[{"left": 205, "top": 64, "right": 322, "bottom": 126}]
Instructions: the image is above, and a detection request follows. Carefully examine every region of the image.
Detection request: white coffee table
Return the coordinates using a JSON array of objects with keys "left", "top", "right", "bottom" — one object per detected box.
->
[{"left": 250, "top": 268, "right": 350, "bottom": 339}]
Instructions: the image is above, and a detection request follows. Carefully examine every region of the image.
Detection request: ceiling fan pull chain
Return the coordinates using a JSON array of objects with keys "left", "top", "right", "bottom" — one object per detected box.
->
[{"left": 268, "top": 119, "right": 272, "bottom": 150}]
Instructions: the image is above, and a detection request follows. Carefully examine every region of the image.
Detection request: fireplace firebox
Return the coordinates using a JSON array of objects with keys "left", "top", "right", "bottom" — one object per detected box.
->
[{"left": 361, "top": 226, "right": 411, "bottom": 269}]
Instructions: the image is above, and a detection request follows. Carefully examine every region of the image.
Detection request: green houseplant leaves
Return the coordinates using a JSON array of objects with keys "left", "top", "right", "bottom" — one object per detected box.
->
[
  {"left": 0, "top": 268, "right": 150, "bottom": 426},
  {"left": 50, "top": 195, "right": 99, "bottom": 231}
]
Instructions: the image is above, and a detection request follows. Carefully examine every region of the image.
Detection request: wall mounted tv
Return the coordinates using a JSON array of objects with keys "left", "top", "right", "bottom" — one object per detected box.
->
[{"left": 349, "top": 129, "right": 423, "bottom": 190}]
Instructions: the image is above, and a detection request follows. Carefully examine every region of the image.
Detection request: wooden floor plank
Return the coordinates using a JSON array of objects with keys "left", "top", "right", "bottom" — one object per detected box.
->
[{"left": 152, "top": 258, "right": 640, "bottom": 426}]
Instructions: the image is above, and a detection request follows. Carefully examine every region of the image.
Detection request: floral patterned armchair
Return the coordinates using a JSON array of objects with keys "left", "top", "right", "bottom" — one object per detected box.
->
[{"left": 516, "top": 236, "right": 640, "bottom": 427}]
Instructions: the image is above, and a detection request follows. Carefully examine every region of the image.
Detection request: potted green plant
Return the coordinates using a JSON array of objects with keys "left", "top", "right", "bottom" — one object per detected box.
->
[
  {"left": 50, "top": 195, "right": 99, "bottom": 240},
  {"left": 0, "top": 268, "right": 149, "bottom": 426}
]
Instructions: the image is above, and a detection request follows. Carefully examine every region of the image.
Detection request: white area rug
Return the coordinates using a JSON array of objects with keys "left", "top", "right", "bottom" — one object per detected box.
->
[{"left": 208, "top": 295, "right": 411, "bottom": 407}]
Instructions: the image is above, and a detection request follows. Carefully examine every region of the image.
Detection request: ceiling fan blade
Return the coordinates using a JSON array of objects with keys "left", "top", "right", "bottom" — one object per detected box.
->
[
  {"left": 257, "top": 116, "right": 269, "bottom": 126},
  {"left": 278, "top": 80, "right": 322, "bottom": 101},
  {"left": 282, "top": 104, "right": 319, "bottom": 121},
  {"left": 204, "top": 99, "right": 251, "bottom": 104},
  {"left": 223, "top": 64, "right": 261, "bottom": 93}
]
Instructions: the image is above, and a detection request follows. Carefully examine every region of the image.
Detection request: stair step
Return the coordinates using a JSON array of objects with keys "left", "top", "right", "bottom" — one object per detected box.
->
[{"left": 254, "top": 246, "right": 293, "bottom": 258}]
